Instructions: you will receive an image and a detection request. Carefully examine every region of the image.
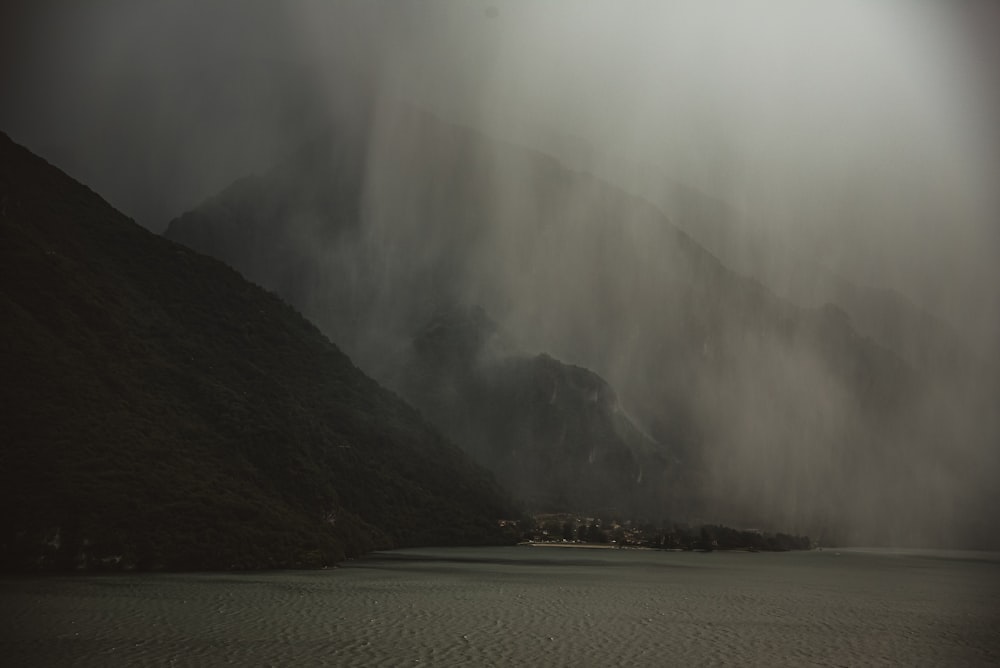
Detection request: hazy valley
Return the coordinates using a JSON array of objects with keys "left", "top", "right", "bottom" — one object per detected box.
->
[
  {"left": 3, "top": 1, "right": 998, "bottom": 572},
  {"left": 166, "top": 105, "right": 998, "bottom": 547}
]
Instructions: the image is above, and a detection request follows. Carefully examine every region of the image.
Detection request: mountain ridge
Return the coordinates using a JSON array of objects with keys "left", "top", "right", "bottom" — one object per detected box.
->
[
  {"left": 495, "top": 123, "right": 991, "bottom": 377},
  {"left": 0, "top": 130, "right": 516, "bottom": 571}
]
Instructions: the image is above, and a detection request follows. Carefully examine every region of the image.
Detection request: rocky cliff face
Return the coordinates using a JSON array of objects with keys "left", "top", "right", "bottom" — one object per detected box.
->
[{"left": 385, "top": 305, "right": 678, "bottom": 517}]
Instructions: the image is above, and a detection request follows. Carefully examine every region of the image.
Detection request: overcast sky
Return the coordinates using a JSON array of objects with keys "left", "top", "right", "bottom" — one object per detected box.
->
[{"left": 3, "top": 0, "right": 998, "bottom": 350}]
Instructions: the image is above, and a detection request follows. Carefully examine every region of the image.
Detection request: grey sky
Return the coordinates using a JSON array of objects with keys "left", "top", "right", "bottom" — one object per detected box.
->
[{"left": 4, "top": 1, "right": 996, "bottom": 351}]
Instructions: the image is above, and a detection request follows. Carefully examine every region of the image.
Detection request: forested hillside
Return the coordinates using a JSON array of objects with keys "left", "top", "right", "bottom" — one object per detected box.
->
[{"left": 0, "top": 132, "right": 515, "bottom": 571}]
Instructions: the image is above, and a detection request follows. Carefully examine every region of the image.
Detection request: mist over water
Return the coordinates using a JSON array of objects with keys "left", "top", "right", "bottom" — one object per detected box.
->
[{"left": 4, "top": 1, "right": 998, "bottom": 544}]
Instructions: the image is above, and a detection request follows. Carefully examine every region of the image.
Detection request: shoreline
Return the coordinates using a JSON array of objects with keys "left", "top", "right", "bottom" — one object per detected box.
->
[{"left": 519, "top": 541, "right": 649, "bottom": 550}]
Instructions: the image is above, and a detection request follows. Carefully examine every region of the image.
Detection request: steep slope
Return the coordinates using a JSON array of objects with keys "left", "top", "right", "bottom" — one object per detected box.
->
[
  {"left": 386, "top": 306, "right": 678, "bottom": 517},
  {"left": 165, "top": 107, "right": 998, "bottom": 546},
  {"left": 0, "top": 132, "right": 514, "bottom": 571}
]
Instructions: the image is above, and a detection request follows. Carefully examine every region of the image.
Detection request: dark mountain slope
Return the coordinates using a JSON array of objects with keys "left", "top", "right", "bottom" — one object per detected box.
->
[
  {"left": 0, "top": 132, "right": 513, "bottom": 571},
  {"left": 386, "top": 306, "right": 677, "bottom": 517}
]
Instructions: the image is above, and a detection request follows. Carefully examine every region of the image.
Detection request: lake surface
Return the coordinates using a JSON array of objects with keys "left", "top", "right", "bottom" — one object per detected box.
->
[{"left": 2, "top": 546, "right": 998, "bottom": 666}]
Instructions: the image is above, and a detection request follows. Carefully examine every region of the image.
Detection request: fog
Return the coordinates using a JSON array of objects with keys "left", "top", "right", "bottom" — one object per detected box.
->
[
  {"left": 5, "top": 0, "right": 997, "bottom": 352},
  {"left": 351, "top": 0, "right": 1000, "bottom": 356},
  {"left": 5, "top": 1, "right": 998, "bottom": 542}
]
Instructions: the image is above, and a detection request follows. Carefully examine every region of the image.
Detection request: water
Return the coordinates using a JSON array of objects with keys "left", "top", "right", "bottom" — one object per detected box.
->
[{"left": 2, "top": 546, "right": 997, "bottom": 666}]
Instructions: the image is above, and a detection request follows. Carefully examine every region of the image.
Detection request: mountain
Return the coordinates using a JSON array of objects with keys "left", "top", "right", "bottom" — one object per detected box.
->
[
  {"left": 497, "top": 124, "right": 989, "bottom": 382},
  {"left": 646, "top": 179, "right": 983, "bottom": 379},
  {"left": 385, "top": 305, "right": 681, "bottom": 517},
  {"left": 165, "top": 106, "right": 999, "bottom": 546},
  {"left": 0, "top": 131, "right": 515, "bottom": 571}
]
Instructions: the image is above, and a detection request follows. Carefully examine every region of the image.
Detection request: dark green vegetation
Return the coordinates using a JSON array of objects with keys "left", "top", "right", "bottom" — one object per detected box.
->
[
  {"left": 526, "top": 517, "right": 811, "bottom": 552},
  {"left": 0, "top": 132, "right": 516, "bottom": 571},
  {"left": 649, "top": 525, "right": 811, "bottom": 552}
]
